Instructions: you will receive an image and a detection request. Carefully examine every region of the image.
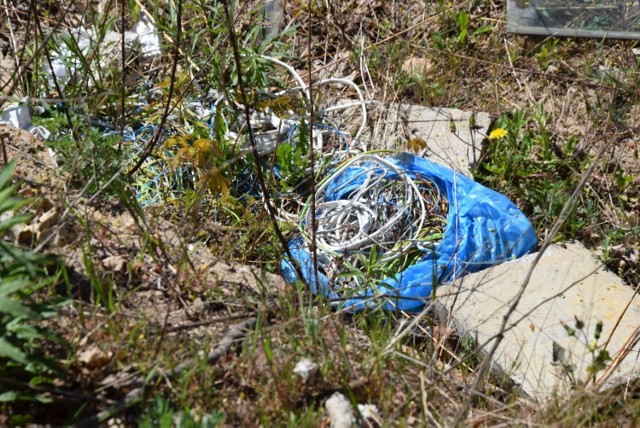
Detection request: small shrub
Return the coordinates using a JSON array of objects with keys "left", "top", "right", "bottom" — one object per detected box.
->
[{"left": 0, "top": 160, "right": 66, "bottom": 417}]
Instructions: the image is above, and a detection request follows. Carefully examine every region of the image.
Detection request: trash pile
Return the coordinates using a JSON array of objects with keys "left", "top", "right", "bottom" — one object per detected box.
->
[
  {"left": 44, "top": 16, "right": 161, "bottom": 90},
  {"left": 296, "top": 154, "right": 449, "bottom": 294},
  {"left": 282, "top": 153, "right": 537, "bottom": 313},
  {"left": 1, "top": 15, "right": 537, "bottom": 313}
]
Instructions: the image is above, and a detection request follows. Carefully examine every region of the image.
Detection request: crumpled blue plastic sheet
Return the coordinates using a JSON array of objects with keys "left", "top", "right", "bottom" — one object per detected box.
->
[{"left": 281, "top": 152, "right": 537, "bottom": 313}]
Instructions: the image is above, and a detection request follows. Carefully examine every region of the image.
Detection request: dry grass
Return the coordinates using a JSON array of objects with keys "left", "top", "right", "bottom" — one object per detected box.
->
[{"left": 0, "top": 0, "right": 639, "bottom": 426}]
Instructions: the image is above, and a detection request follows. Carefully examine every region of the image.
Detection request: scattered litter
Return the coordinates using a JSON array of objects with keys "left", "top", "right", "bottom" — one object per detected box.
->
[
  {"left": 45, "top": 28, "right": 133, "bottom": 89},
  {"left": 357, "top": 403, "right": 381, "bottom": 424},
  {"left": 282, "top": 152, "right": 537, "bottom": 312},
  {"left": 132, "top": 16, "right": 161, "bottom": 59},
  {"left": 325, "top": 392, "right": 356, "bottom": 428},
  {"left": 293, "top": 357, "right": 318, "bottom": 383},
  {"left": 13, "top": 20, "right": 535, "bottom": 313},
  {"left": 44, "top": 19, "right": 161, "bottom": 90},
  {"left": 0, "top": 100, "right": 51, "bottom": 140}
]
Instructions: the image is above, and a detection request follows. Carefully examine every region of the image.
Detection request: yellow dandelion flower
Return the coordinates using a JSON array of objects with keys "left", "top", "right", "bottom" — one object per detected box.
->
[{"left": 488, "top": 128, "right": 507, "bottom": 140}]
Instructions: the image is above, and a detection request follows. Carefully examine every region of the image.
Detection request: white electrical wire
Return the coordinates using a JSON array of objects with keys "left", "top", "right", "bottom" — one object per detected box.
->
[
  {"left": 302, "top": 154, "right": 437, "bottom": 253},
  {"left": 201, "top": 55, "right": 371, "bottom": 224},
  {"left": 261, "top": 55, "right": 311, "bottom": 103},
  {"left": 298, "top": 153, "right": 448, "bottom": 294},
  {"left": 210, "top": 55, "right": 368, "bottom": 161},
  {"left": 314, "top": 78, "right": 367, "bottom": 150}
]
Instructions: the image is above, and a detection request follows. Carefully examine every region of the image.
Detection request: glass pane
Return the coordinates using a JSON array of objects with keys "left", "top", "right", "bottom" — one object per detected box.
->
[{"left": 507, "top": 0, "right": 640, "bottom": 39}]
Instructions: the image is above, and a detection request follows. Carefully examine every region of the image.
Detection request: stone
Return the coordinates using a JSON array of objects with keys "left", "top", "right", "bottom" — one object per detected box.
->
[
  {"left": 293, "top": 357, "right": 318, "bottom": 384},
  {"left": 401, "top": 57, "right": 433, "bottom": 75},
  {"left": 435, "top": 242, "right": 640, "bottom": 400},
  {"left": 325, "top": 392, "right": 356, "bottom": 428},
  {"left": 102, "top": 255, "right": 128, "bottom": 274},
  {"left": 368, "top": 103, "right": 490, "bottom": 177},
  {"left": 37, "top": 207, "right": 59, "bottom": 232}
]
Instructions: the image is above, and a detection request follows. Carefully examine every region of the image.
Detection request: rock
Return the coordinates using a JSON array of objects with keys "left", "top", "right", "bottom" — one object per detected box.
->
[
  {"left": 293, "top": 357, "right": 318, "bottom": 383},
  {"left": 15, "top": 223, "right": 36, "bottom": 245},
  {"left": 325, "top": 392, "right": 356, "bottom": 428},
  {"left": 368, "top": 104, "right": 490, "bottom": 177},
  {"left": 37, "top": 208, "right": 59, "bottom": 231}
]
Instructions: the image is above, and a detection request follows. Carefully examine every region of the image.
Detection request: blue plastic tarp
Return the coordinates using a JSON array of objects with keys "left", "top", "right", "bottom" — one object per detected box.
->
[{"left": 281, "top": 152, "right": 537, "bottom": 313}]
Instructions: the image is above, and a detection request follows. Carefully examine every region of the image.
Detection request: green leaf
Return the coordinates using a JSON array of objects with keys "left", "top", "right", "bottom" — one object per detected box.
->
[
  {"left": 0, "top": 278, "right": 32, "bottom": 298},
  {"left": 0, "top": 159, "right": 17, "bottom": 189},
  {"left": 0, "top": 193, "right": 27, "bottom": 215},
  {"left": 275, "top": 142, "right": 293, "bottom": 176},
  {"left": 552, "top": 341, "right": 565, "bottom": 364},
  {"left": 595, "top": 320, "right": 603, "bottom": 340},
  {"left": 471, "top": 25, "right": 493, "bottom": 38},
  {"left": 563, "top": 324, "right": 576, "bottom": 337},
  {"left": 0, "top": 391, "right": 19, "bottom": 402},
  {"left": 0, "top": 298, "right": 36, "bottom": 319},
  {"left": 0, "top": 337, "right": 29, "bottom": 365},
  {"left": 0, "top": 212, "right": 30, "bottom": 234}
]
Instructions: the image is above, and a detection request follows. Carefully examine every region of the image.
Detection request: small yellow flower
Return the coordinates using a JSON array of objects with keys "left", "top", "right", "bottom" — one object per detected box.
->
[{"left": 488, "top": 128, "right": 507, "bottom": 140}]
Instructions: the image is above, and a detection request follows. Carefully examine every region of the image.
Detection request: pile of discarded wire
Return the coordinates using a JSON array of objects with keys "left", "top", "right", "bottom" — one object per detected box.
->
[
  {"left": 298, "top": 153, "right": 449, "bottom": 297},
  {"left": 128, "top": 54, "right": 368, "bottom": 215}
]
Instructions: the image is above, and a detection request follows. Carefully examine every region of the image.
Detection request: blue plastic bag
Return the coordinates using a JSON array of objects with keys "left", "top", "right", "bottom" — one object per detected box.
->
[{"left": 281, "top": 152, "right": 537, "bottom": 313}]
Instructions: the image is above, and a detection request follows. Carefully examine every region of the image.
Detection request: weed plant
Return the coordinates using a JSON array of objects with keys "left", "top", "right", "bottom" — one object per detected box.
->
[
  {"left": 476, "top": 108, "right": 598, "bottom": 241},
  {"left": 0, "top": 161, "right": 66, "bottom": 423}
]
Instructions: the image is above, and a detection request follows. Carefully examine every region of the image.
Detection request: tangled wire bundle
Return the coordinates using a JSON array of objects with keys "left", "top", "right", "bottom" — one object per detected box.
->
[
  {"left": 212, "top": 56, "right": 367, "bottom": 170},
  {"left": 299, "top": 154, "right": 449, "bottom": 295},
  {"left": 127, "top": 54, "right": 368, "bottom": 215}
]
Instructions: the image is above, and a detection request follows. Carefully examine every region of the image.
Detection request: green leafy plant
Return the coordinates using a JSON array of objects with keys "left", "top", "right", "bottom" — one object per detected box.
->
[
  {"left": 0, "top": 161, "right": 66, "bottom": 410},
  {"left": 452, "top": 9, "right": 492, "bottom": 48},
  {"left": 558, "top": 317, "right": 611, "bottom": 384},
  {"left": 476, "top": 107, "right": 599, "bottom": 241},
  {"left": 536, "top": 38, "right": 561, "bottom": 70},
  {"left": 139, "top": 395, "right": 225, "bottom": 428},
  {"left": 33, "top": 108, "right": 126, "bottom": 196}
]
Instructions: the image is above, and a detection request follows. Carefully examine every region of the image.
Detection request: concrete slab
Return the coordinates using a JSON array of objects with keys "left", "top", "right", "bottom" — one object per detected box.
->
[
  {"left": 435, "top": 242, "right": 640, "bottom": 400},
  {"left": 366, "top": 103, "right": 490, "bottom": 177}
]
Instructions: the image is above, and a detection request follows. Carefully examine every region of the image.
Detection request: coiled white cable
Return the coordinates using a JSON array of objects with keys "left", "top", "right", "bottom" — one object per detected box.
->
[{"left": 299, "top": 153, "right": 448, "bottom": 293}]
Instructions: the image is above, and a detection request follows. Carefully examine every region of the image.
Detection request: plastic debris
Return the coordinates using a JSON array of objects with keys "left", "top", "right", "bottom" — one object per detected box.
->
[
  {"left": 45, "top": 28, "right": 132, "bottom": 89},
  {"left": 132, "top": 16, "right": 161, "bottom": 59},
  {"left": 44, "top": 20, "right": 161, "bottom": 90},
  {"left": 325, "top": 392, "right": 356, "bottom": 428},
  {"left": 281, "top": 152, "right": 537, "bottom": 313},
  {"left": 1, "top": 100, "right": 51, "bottom": 141},
  {"left": 293, "top": 357, "right": 318, "bottom": 383},
  {"left": 357, "top": 403, "right": 381, "bottom": 423}
]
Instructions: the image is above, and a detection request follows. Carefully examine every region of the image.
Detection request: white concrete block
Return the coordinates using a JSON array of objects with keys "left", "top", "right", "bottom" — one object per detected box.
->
[
  {"left": 367, "top": 103, "right": 490, "bottom": 177},
  {"left": 436, "top": 242, "right": 640, "bottom": 400}
]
